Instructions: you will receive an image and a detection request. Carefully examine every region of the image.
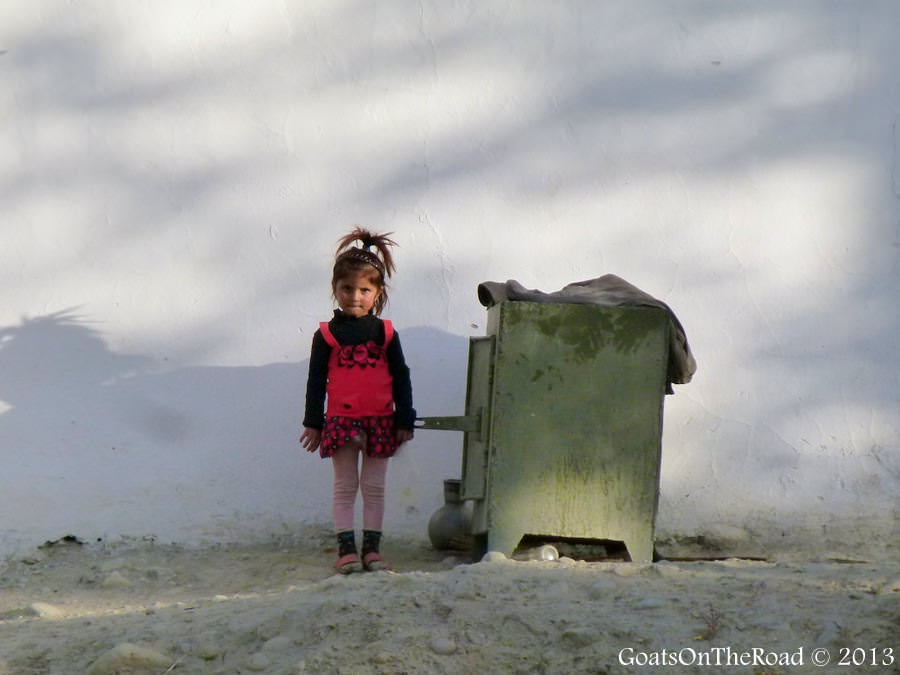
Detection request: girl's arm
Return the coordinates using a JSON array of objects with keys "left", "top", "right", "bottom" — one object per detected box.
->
[
  {"left": 387, "top": 332, "right": 416, "bottom": 431},
  {"left": 302, "top": 330, "right": 330, "bottom": 431}
]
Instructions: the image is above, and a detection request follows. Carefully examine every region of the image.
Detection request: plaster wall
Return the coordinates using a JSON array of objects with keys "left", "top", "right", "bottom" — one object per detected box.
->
[{"left": 1, "top": 1, "right": 898, "bottom": 559}]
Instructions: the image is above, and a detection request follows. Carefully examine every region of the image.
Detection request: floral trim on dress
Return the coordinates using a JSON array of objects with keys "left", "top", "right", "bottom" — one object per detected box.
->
[
  {"left": 320, "top": 415, "right": 399, "bottom": 458},
  {"left": 336, "top": 341, "right": 386, "bottom": 369}
]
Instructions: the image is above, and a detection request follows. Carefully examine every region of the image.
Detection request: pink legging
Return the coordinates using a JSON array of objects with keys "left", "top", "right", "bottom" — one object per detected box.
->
[{"left": 331, "top": 443, "right": 389, "bottom": 532}]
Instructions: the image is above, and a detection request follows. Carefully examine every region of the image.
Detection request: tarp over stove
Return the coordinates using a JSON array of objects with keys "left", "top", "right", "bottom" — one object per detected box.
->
[{"left": 477, "top": 274, "right": 696, "bottom": 394}]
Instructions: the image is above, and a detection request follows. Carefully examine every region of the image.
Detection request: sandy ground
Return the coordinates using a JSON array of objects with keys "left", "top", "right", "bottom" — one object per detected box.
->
[{"left": 0, "top": 528, "right": 898, "bottom": 675}]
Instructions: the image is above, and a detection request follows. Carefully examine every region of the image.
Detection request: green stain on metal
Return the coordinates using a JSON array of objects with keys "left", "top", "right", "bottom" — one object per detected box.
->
[
  {"left": 534, "top": 304, "right": 660, "bottom": 363},
  {"left": 534, "top": 312, "right": 610, "bottom": 363}
]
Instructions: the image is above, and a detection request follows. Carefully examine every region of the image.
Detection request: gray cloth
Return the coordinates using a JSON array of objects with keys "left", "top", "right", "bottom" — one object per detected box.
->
[{"left": 477, "top": 275, "right": 696, "bottom": 393}]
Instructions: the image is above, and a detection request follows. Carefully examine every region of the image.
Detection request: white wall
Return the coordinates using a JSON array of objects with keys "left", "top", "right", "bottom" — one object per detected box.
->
[{"left": 2, "top": 1, "right": 898, "bottom": 559}]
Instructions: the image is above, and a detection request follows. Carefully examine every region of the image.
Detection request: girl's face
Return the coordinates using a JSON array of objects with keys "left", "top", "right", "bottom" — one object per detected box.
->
[{"left": 334, "top": 270, "right": 381, "bottom": 317}]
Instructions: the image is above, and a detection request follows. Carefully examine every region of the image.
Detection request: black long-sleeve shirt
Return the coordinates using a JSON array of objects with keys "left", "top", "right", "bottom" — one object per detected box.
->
[{"left": 303, "top": 310, "right": 416, "bottom": 430}]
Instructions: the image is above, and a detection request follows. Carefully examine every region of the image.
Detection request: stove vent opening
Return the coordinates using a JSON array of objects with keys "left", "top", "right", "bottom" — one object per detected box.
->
[{"left": 514, "top": 535, "right": 634, "bottom": 562}]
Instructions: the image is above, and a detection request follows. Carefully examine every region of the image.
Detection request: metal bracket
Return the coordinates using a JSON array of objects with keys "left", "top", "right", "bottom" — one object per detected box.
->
[{"left": 415, "top": 409, "right": 483, "bottom": 436}]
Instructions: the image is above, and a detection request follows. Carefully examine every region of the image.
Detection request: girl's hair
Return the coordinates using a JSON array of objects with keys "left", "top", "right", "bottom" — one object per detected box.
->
[{"left": 332, "top": 227, "right": 398, "bottom": 315}]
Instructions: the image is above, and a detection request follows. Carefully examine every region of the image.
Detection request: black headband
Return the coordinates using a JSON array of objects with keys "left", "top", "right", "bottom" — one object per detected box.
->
[{"left": 336, "top": 248, "right": 385, "bottom": 278}]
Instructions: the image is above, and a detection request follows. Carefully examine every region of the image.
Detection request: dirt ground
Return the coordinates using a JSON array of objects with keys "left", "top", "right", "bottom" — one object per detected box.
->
[{"left": 0, "top": 527, "right": 898, "bottom": 674}]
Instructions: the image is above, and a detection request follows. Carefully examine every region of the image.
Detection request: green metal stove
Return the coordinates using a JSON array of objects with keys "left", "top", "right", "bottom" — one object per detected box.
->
[{"left": 418, "top": 283, "right": 686, "bottom": 563}]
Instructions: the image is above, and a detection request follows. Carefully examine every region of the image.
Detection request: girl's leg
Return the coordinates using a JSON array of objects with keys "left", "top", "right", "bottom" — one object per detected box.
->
[
  {"left": 331, "top": 443, "right": 361, "bottom": 533},
  {"left": 331, "top": 442, "right": 364, "bottom": 573},
  {"left": 359, "top": 453, "right": 389, "bottom": 531},
  {"left": 360, "top": 453, "right": 390, "bottom": 571}
]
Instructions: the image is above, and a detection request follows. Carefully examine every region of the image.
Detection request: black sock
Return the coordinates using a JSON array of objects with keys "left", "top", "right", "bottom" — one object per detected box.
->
[
  {"left": 337, "top": 530, "right": 357, "bottom": 557},
  {"left": 362, "top": 530, "right": 382, "bottom": 557}
]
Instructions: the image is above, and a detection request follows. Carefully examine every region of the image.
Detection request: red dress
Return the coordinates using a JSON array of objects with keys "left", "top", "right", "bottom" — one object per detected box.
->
[{"left": 319, "top": 320, "right": 401, "bottom": 458}]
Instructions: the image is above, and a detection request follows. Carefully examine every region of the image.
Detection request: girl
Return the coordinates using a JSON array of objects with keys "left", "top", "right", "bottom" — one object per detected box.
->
[{"left": 300, "top": 228, "right": 415, "bottom": 573}]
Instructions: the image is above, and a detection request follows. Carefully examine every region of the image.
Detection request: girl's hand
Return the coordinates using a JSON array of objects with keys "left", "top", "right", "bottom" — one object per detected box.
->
[
  {"left": 396, "top": 428, "right": 414, "bottom": 445},
  {"left": 299, "top": 427, "right": 321, "bottom": 453}
]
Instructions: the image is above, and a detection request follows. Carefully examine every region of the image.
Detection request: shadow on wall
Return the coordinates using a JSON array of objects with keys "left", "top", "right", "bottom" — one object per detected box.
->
[{"left": 0, "top": 310, "right": 469, "bottom": 553}]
